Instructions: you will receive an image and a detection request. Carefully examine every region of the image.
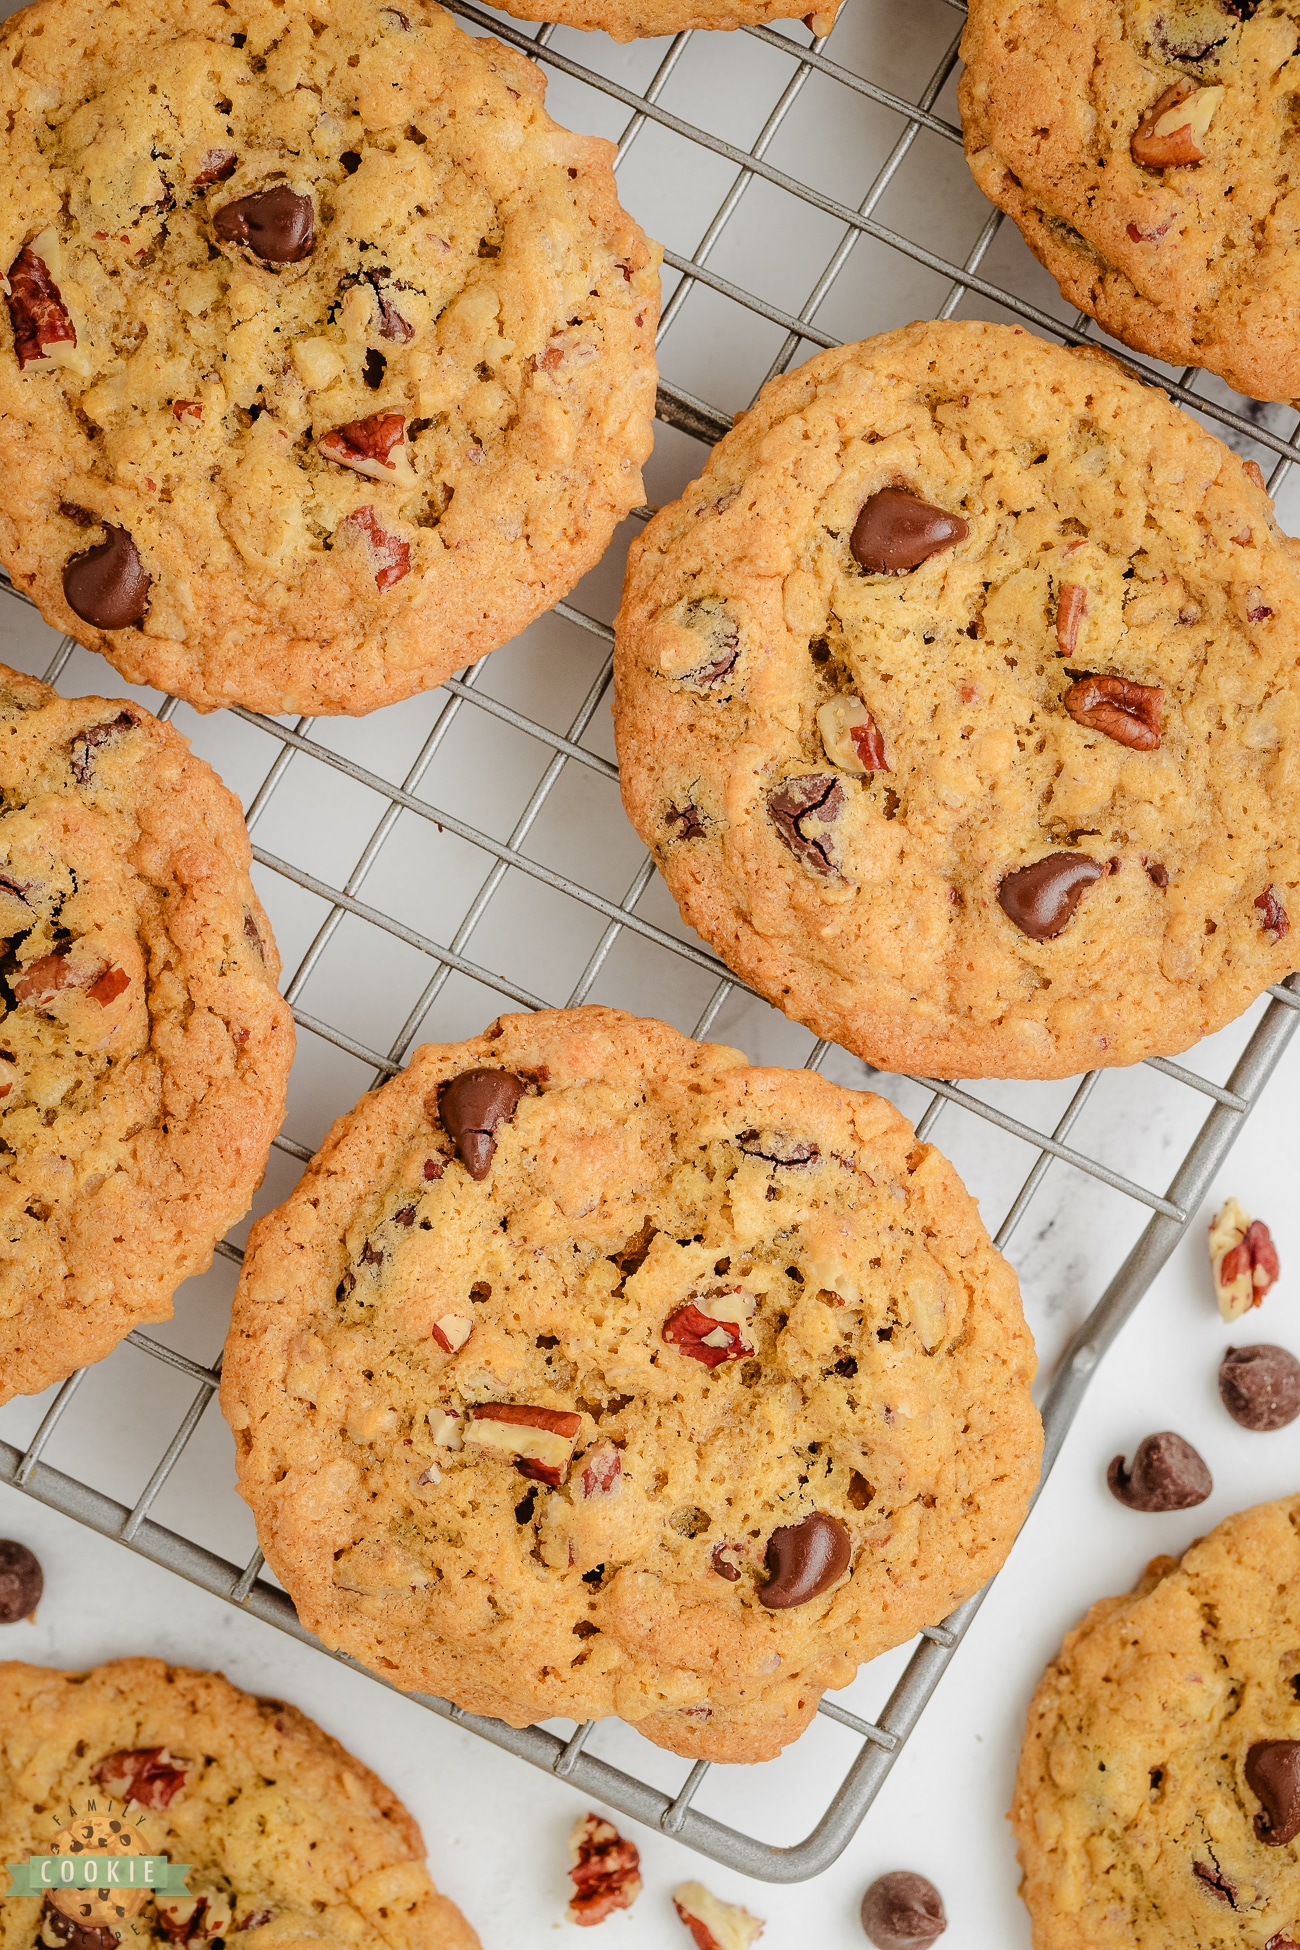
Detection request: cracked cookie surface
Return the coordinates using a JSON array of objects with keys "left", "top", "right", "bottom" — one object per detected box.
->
[
  {"left": 0, "top": 661, "right": 292, "bottom": 1405},
  {"left": 613, "top": 320, "right": 1300, "bottom": 1081},
  {"left": 959, "top": 1, "right": 1300, "bottom": 403},
  {"left": 220, "top": 1005, "right": 1040, "bottom": 1764},
  {"left": 0, "top": 0, "right": 659, "bottom": 714},
  {"left": 0, "top": 1658, "right": 479, "bottom": 1950},
  {"left": 1012, "top": 1496, "right": 1300, "bottom": 1950},
  {"left": 484, "top": 0, "right": 841, "bottom": 45}
]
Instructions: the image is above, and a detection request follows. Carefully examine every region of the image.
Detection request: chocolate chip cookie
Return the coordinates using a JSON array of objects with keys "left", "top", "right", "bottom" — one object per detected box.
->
[
  {"left": 0, "top": 0, "right": 658, "bottom": 715},
  {"left": 0, "top": 1658, "right": 479, "bottom": 1950},
  {"left": 220, "top": 1005, "right": 1040, "bottom": 1764},
  {"left": 614, "top": 319, "right": 1300, "bottom": 1082},
  {"left": 0, "top": 662, "right": 292, "bottom": 1405},
  {"left": 488, "top": 0, "right": 840, "bottom": 45},
  {"left": 1012, "top": 1495, "right": 1300, "bottom": 1950},
  {"left": 959, "top": 1, "right": 1300, "bottom": 403}
]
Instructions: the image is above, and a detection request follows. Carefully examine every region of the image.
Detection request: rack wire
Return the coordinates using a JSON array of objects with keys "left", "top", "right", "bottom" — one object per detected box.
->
[{"left": 1, "top": 0, "right": 1299, "bottom": 1884}]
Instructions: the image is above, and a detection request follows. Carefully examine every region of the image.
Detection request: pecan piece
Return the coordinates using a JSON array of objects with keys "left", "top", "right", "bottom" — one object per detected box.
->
[
  {"left": 1256, "top": 885, "right": 1289, "bottom": 940},
  {"left": 92, "top": 1746, "right": 188, "bottom": 1808},
  {"left": 1131, "top": 80, "right": 1223, "bottom": 168},
  {"left": 577, "top": 1442, "right": 621, "bottom": 1499},
  {"left": 6, "top": 247, "right": 76, "bottom": 368},
  {"left": 87, "top": 966, "right": 129, "bottom": 1006},
  {"left": 157, "top": 1893, "right": 233, "bottom": 1947},
  {"left": 339, "top": 505, "right": 411, "bottom": 589},
  {"left": 567, "top": 1813, "right": 641, "bottom": 1926},
  {"left": 12, "top": 953, "right": 78, "bottom": 1006},
  {"left": 318, "top": 411, "right": 414, "bottom": 484},
  {"left": 463, "top": 1402, "right": 582, "bottom": 1487},
  {"left": 817, "top": 696, "right": 888, "bottom": 774},
  {"left": 1064, "top": 673, "right": 1162, "bottom": 749},
  {"left": 767, "top": 774, "right": 844, "bottom": 876},
  {"left": 430, "top": 1312, "right": 473, "bottom": 1354},
  {"left": 672, "top": 1882, "right": 764, "bottom": 1950},
  {"left": 736, "top": 1129, "right": 818, "bottom": 1166},
  {"left": 1209, "top": 1197, "right": 1279, "bottom": 1319},
  {"left": 1056, "top": 581, "right": 1086, "bottom": 655},
  {"left": 662, "top": 1300, "right": 754, "bottom": 1370}
]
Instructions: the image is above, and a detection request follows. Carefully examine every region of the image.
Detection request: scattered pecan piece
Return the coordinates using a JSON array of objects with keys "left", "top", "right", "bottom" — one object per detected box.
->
[
  {"left": 6, "top": 247, "right": 76, "bottom": 368},
  {"left": 92, "top": 1746, "right": 188, "bottom": 1808},
  {"left": 817, "top": 696, "right": 888, "bottom": 774},
  {"left": 12, "top": 954, "right": 78, "bottom": 1006},
  {"left": 1256, "top": 885, "right": 1289, "bottom": 940},
  {"left": 339, "top": 505, "right": 411, "bottom": 589},
  {"left": 87, "top": 966, "right": 129, "bottom": 1006},
  {"left": 172, "top": 399, "right": 203, "bottom": 423},
  {"left": 430, "top": 1312, "right": 473, "bottom": 1355},
  {"left": 157, "top": 1893, "right": 233, "bottom": 1947},
  {"left": 318, "top": 412, "right": 412, "bottom": 483},
  {"left": 672, "top": 1881, "right": 764, "bottom": 1950},
  {"left": 1132, "top": 80, "right": 1223, "bottom": 168},
  {"left": 578, "top": 1443, "right": 621, "bottom": 1499},
  {"left": 1056, "top": 581, "right": 1086, "bottom": 655},
  {"left": 1209, "top": 1197, "right": 1279, "bottom": 1319},
  {"left": 463, "top": 1402, "right": 582, "bottom": 1487},
  {"left": 1064, "top": 673, "right": 1162, "bottom": 749},
  {"left": 567, "top": 1813, "right": 642, "bottom": 1926},
  {"left": 736, "top": 1129, "right": 818, "bottom": 1166},
  {"left": 663, "top": 1300, "right": 754, "bottom": 1370}
]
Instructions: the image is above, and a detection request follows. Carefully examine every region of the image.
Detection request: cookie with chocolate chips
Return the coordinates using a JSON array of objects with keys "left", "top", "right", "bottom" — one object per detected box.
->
[
  {"left": 1013, "top": 1494, "right": 1300, "bottom": 1950},
  {"left": 0, "top": 0, "right": 658, "bottom": 714},
  {"left": 484, "top": 0, "right": 841, "bottom": 46},
  {"left": 220, "top": 1005, "right": 1040, "bottom": 1764},
  {"left": 0, "top": 1659, "right": 478, "bottom": 1950},
  {"left": 614, "top": 319, "right": 1300, "bottom": 1081},
  {"left": 0, "top": 661, "right": 292, "bottom": 1405}
]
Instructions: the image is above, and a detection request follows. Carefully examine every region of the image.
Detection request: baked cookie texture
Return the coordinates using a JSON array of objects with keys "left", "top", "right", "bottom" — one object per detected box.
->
[
  {"left": 221, "top": 1006, "right": 1041, "bottom": 1764},
  {"left": 959, "top": 1, "right": 1300, "bottom": 405},
  {"left": 0, "top": 1658, "right": 479, "bottom": 1950},
  {"left": 1012, "top": 1496, "right": 1300, "bottom": 1950},
  {"left": 0, "top": 661, "right": 292, "bottom": 1406},
  {"left": 486, "top": 0, "right": 841, "bottom": 45},
  {"left": 0, "top": 0, "right": 659, "bottom": 715},
  {"left": 613, "top": 319, "right": 1300, "bottom": 1082}
]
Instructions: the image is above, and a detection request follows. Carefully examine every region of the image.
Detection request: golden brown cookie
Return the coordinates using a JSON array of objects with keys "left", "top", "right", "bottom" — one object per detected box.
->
[
  {"left": 220, "top": 1005, "right": 1041, "bottom": 1763},
  {"left": 0, "top": 661, "right": 292, "bottom": 1405},
  {"left": 486, "top": 0, "right": 840, "bottom": 45}
]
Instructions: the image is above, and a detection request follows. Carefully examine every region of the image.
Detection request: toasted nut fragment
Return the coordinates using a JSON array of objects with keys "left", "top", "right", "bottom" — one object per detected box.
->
[
  {"left": 464, "top": 1402, "right": 582, "bottom": 1486},
  {"left": 92, "top": 1746, "right": 188, "bottom": 1809},
  {"left": 1245, "top": 459, "right": 1267, "bottom": 492},
  {"left": 816, "top": 696, "right": 888, "bottom": 774},
  {"left": 567, "top": 1813, "right": 641, "bottom": 1926},
  {"left": 663, "top": 1299, "right": 754, "bottom": 1369},
  {"left": 157, "top": 1892, "right": 233, "bottom": 1946},
  {"left": 1056, "top": 581, "right": 1086, "bottom": 655},
  {"left": 317, "top": 411, "right": 415, "bottom": 485},
  {"left": 340, "top": 505, "right": 410, "bottom": 591},
  {"left": 1131, "top": 81, "right": 1223, "bottom": 168},
  {"left": 430, "top": 1311, "right": 472, "bottom": 1354},
  {"left": 87, "top": 966, "right": 129, "bottom": 1006},
  {"left": 6, "top": 246, "right": 76, "bottom": 368},
  {"left": 1209, "top": 1197, "right": 1280, "bottom": 1320},
  {"left": 427, "top": 1405, "right": 463, "bottom": 1448},
  {"left": 1064, "top": 673, "right": 1162, "bottom": 749},
  {"left": 1256, "top": 885, "right": 1290, "bottom": 939},
  {"left": 577, "top": 1442, "right": 621, "bottom": 1499},
  {"left": 672, "top": 1881, "right": 764, "bottom": 1950}
]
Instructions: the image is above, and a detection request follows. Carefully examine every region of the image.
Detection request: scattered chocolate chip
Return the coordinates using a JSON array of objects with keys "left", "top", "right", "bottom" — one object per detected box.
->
[
  {"left": 860, "top": 1871, "right": 946, "bottom": 1949},
  {"left": 736, "top": 1129, "right": 819, "bottom": 1166},
  {"left": 192, "top": 147, "right": 237, "bottom": 186},
  {"left": 1192, "top": 1859, "right": 1237, "bottom": 1906},
  {"left": 70, "top": 711, "right": 137, "bottom": 783},
  {"left": 998, "top": 853, "right": 1103, "bottom": 940},
  {"left": 437, "top": 1068, "right": 526, "bottom": 1179},
  {"left": 1218, "top": 1344, "right": 1300, "bottom": 1431},
  {"left": 710, "top": 1542, "right": 742, "bottom": 1581},
  {"left": 1107, "top": 1431, "right": 1212, "bottom": 1511},
  {"left": 1064, "top": 673, "right": 1163, "bottom": 749},
  {"left": 40, "top": 1902, "right": 118, "bottom": 1950},
  {"left": 850, "top": 488, "right": 968, "bottom": 575},
  {"left": 665, "top": 802, "right": 704, "bottom": 841},
  {"left": 0, "top": 1539, "right": 42, "bottom": 1622},
  {"left": 1247, "top": 1741, "right": 1300, "bottom": 1845},
  {"left": 6, "top": 247, "right": 76, "bottom": 368},
  {"left": 1146, "top": 861, "right": 1170, "bottom": 888},
  {"left": 62, "top": 527, "right": 150, "bottom": 630},
  {"left": 759, "top": 1510, "right": 851, "bottom": 1609},
  {"left": 768, "top": 774, "right": 844, "bottom": 876},
  {"left": 58, "top": 500, "right": 96, "bottom": 527},
  {"left": 213, "top": 186, "right": 314, "bottom": 263}
]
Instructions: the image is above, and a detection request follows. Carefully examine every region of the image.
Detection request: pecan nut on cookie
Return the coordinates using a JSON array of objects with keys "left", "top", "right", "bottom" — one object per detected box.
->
[
  {"left": 0, "top": 1658, "right": 478, "bottom": 1950},
  {"left": 614, "top": 319, "right": 1300, "bottom": 1082},
  {"left": 0, "top": 0, "right": 659, "bottom": 715},
  {"left": 0, "top": 663, "right": 291, "bottom": 1405},
  {"left": 960, "top": 0, "right": 1300, "bottom": 403},
  {"left": 220, "top": 1006, "right": 1041, "bottom": 1764},
  {"left": 1013, "top": 1495, "right": 1300, "bottom": 1950}
]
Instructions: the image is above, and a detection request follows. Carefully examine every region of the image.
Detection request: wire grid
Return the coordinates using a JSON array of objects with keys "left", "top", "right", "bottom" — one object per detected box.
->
[{"left": 1, "top": 0, "right": 1299, "bottom": 1883}]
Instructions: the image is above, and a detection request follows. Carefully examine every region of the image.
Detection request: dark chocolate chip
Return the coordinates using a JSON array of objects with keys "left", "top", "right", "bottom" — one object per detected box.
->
[
  {"left": 758, "top": 1510, "right": 851, "bottom": 1609},
  {"left": 736, "top": 1129, "right": 819, "bottom": 1166},
  {"left": 1247, "top": 1740, "right": 1300, "bottom": 1845},
  {"left": 70, "top": 711, "right": 137, "bottom": 784},
  {"left": 1218, "top": 1344, "right": 1300, "bottom": 1431},
  {"left": 998, "top": 852, "right": 1103, "bottom": 940},
  {"left": 767, "top": 774, "right": 844, "bottom": 876},
  {"left": 0, "top": 1539, "right": 42, "bottom": 1622},
  {"left": 1107, "top": 1431, "right": 1212, "bottom": 1511},
  {"left": 213, "top": 186, "right": 314, "bottom": 263},
  {"left": 1192, "top": 1860, "right": 1237, "bottom": 1905},
  {"left": 860, "top": 1872, "right": 946, "bottom": 1949},
  {"left": 850, "top": 488, "right": 968, "bottom": 575},
  {"left": 665, "top": 802, "right": 704, "bottom": 841},
  {"left": 63, "top": 527, "right": 150, "bottom": 630},
  {"left": 40, "top": 1901, "right": 118, "bottom": 1950},
  {"left": 437, "top": 1068, "right": 526, "bottom": 1180}
]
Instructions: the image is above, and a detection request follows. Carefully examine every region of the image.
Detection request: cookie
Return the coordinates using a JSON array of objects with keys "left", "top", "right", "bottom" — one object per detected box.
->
[
  {"left": 0, "top": 0, "right": 659, "bottom": 716},
  {"left": 959, "top": 1, "right": 1300, "bottom": 404},
  {"left": 0, "top": 1657, "right": 478, "bottom": 1950},
  {"left": 486, "top": 0, "right": 841, "bottom": 46},
  {"left": 0, "top": 661, "right": 292, "bottom": 1405},
  {"left": 613, "top": 318, "right": 1300, "bottom": 1082},
  {"left": 220, "top": 1005, "right": 1041, "bottom": 1764},
  {"left": 1011, "top": 1495, "right": 1300, "bottom": 1949}
]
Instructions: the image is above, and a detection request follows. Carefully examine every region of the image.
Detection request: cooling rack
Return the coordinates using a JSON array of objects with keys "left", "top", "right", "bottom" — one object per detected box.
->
[{"left": 1, "top": 0, "right": 1299, "bottom": 1887}]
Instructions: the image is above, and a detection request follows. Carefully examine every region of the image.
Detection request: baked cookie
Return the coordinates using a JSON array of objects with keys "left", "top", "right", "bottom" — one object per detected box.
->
[
  {"left": 0, "top": 661, "right": 292, "bottom": 1405},
  {"left": 220, "top": 1005, "right": 1041, "bottom": 1764},
  {"left": 1012, "top": 1495, "right": 1300, "bottom": 1950},
  {"left": 959, "top": 1, "right": 1300, "bottom": 405},
  {"left": 487, "top": 0, "right": 840, "bottom": 46},
  {"left": 0, "top": 0, "right": 659, "bottom": 716},
  {"left": 613, "top": 319, "right": 1300, "bottom": 1082},
  {"left": 0, "top": 1657, "right": 478, "bottom": 1950}
]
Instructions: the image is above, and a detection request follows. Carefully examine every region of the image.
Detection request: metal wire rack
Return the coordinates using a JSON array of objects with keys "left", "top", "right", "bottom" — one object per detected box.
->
[{"left": 1, "top": 0, "right": 1299, "bottom": 1885}]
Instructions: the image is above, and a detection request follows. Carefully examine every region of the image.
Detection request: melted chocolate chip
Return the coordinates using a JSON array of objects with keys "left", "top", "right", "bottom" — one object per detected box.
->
[
  {"left": 736, "top": 1130, "right": 819, "bottom": 1166},
  {"left": 1107, "top": 1431, "right": 1212, "bottom": 1511},
  {"left": 213, "top": 187, "right": 314, "bottom": 263},
  {"left": 1192, "top": 1860, "right": 1237, "bottom": 1906},
  {"left": 665, "top": 802, "right": 704, "bottom": 841},
  {"left": 768, "top": 774, "right": 844, "bottom": 876},
  {"left": 63, "top": 527, "right": 150, "bottom": 630},
  {"left": 860, "top": 1872, "right": 947, "bottom": 1949},
  {"left": 998, "top": 853, "right": 1103, "bottom": 940},
  {"left": 758, "top": 1510, "right": 851, "bottom": 1609},
  {"left": 851, "top": 489, "right": 968, "bottom": 575},
  {"left": 437, "top": 1068, "right": 525, "bottom": 1180},
  {"left": 40, "top": 1902, "right": 118, "bottom": 1950},
  {"left": 70, "top": 711, "right": 137, "bottom": 784},
  {"left": 1218, "top": 1344, "right": 1300, "bottom": 1431},
  {"left": 1247, "top": 1740, "right": 1300, "bottom": 1845},
  {"left": 0, "top": 1538, "right": 42, "bottom": 1622}
]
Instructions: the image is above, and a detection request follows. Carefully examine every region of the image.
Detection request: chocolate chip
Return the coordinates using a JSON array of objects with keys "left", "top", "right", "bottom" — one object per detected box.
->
[
  {"left": 998, "top": 853, "right": 1103, "bottom": 940},
  {"left": 758, "top": 1510, "right": 851, "bottom": 1609},
  {"left": 768, "top": 774, "right": 844, "bottom": 876},
  {"left": 1107, "top": 1431, "right": 1212, "bottom": 1511},
  {"left": 70, "top": 711, "right": 137, "bottom": 784},
  {"left": 1192, "top": 1860, "right": 1237, "bottom": 1905},
  {"left": 1247, "top": 1740, "right": 1300, "bottom": 1845},
  {"left": 40, "top": 1902, "right": 118, "bottom": 1950},
  {"left": 736, "top": 1130, "right": 819, "bottom": 1166},
  {"left": 437, "top": 1068, "right": 526, "bottom": 1180},
  {"left": 62, "top": 528, "right": 150, "bottom": 630},
  {"left": 1218, "top": 1344, "right": 1300, "bottom": 1431},
  {"left": 850, "top": 489, "right": 968, "bottom": 575},
  {"left": 0, "top": 1539, "right": 42, "bottom": 1622},
  {"left": 58, "top": 501, "right": 96, "bottom": 527},
  {"left": 665, "top": 802, "right": 704, "bottom": 841},
  {"left": 213, "top": 187, "right": 314, "bottom": 263},
  {"left": 192, "top": 147, "right": 238, "bottom": 186},
  {"left": 860, "top": 1872, "right": 946, "bottom": 1949},
  {"left": 1146, "top": 861, "right": 1170, "bottom": 887}
]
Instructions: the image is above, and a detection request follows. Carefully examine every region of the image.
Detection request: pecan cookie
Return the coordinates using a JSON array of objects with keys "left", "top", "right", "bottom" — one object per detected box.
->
[
  {"left": 1012, "top": 1495, "right": 1300, "bottom": 1950},
  {"left": 220, "top": 1006, "right": 1040, "bottom": 1764},
  {"left": 0, "top": 1658, "right": 478, "bottom": 1950},
  {"left": 486, "top": 0, "right": 840, "bottom": 46},
  {"left": 0, "top": 0, "right": 658, "bottom": 715},
  {"left": 960, "top": 1, "right": 1300, "bottom": 404},
  {"left": 613, "top": 319, "right": 1300, "bottom": 1081},
  {"left": 0, "top": 661, "right": 292, "bottom": 1405}
]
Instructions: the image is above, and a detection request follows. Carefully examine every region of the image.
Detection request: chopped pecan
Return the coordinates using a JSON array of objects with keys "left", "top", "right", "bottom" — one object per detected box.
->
[
  {"left": 1064, "top": 673, "right": 1162, "bottom": 749},
  {"left": 672, "top": 1882, "right": 764, "bottom": 1950},
  {"left": 1256, "top": 885, "right": 1289, "bottom": 940},
  {"left": 662, "top": 1301, "right": 753, "bottom": 1370},
  {"left": 1056, "top": 581, "right": 1086, "bottom": 655},
  {"left": 567, "top": 1813, "right": 641, "bottom": 1927},
  {"left": 6, "top": 247, "right": 76, "bottom": 368},
  {"left": 430, "top": 1311, "right": 473, "bottom": 1354},
  {"left": 12, "top": 954, "right": 77, "bottom": 1006},
  {"left": 87, "top": 966, "right": 129, "bottom": 1006},
  {"left": 172, "top": 399, "right": 203, "bottom": 423},
  {"left": 767, "top": 774, "right": 844, "bottom": 875},
  {"left": 577, "top": 1442, "right": 621, "bottom": 1499},
  {"left": 317, "top": 411, "right": 412, "bottom": 483},
  {"left": 1209, "top": 1196, "right": 1279, "bottom": 1320},
  {"left": 157, "top": 1893, "right": 233, "bottom": 1947},
  {"left": 463, "top": 1402, "right": 582, "bottom": 1487},
  {"left": 817, "top": 696, "right": 888, "bottom": 774},
  {"left": 339, "top": 505, "right": 411, "bottom": 590},
  {"left": 92, "top": 1745, "right": 188, "bottom": 1809},
  {"left": 1131, "top": 80, "right": 1223, "bottom": 168}
]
